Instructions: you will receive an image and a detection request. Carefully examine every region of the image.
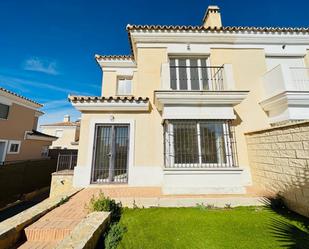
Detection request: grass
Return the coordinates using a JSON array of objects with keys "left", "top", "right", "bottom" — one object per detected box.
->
[{"left": 116, "top": 206, "right": 309, "bottom": 249}]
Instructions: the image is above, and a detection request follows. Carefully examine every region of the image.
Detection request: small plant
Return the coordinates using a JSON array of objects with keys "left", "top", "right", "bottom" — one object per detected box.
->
[
  {"left": 104, "top": 223, "right": 127, "bottom": 249},
  {"left": 57, "top": 196, "right": 69, "bottom": 206},
  {"left": 206, "top": 204, "right": 216, "bottom": 209},
  {"left": 225, "top": 203, "right": 232, "bottom": 209},
  {"left": 88, "top": 192, "right": 122, "bottom": 222},
  {"left": 132, "top": 199, "right": 139, "bottom": 209},
  {"left": 269, "top": 195, "right": 287, "bottom": 210},
  {"left": 196, "top": 203, "right": 207, "bottom": 210}
]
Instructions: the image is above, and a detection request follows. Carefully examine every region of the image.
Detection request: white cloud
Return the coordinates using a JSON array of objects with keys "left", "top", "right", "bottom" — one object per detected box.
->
[
  {"left": 41, "top": 99, "right": 70, "bottom": 110},
  {"left": 23, "top": 57, "right": 59, "bottom": 75},
  {"left": 0, "top": 75, "right": 92, "bottom": 95}
]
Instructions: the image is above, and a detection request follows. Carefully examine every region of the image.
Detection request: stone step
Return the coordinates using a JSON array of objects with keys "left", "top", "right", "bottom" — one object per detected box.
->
[
  {"left": 17, "top": 241, "right": 57, "bottom": 249},
  {"left": 24, "top": 220, "right": 79, "bottom": 241}
]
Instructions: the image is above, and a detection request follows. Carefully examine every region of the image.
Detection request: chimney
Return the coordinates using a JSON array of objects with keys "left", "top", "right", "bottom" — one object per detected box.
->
[
  {"left": 63, "top": 114, "right": 70, "bottom": 122},
  {"left": 202, "top": 6, "right": 222, "bottom": 29}
]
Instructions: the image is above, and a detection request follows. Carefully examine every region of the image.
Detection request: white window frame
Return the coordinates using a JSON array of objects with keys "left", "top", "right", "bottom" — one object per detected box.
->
[
  {"left": 7, "top": 140, "right": 21, "bottom": 154},
  {"left": 116, "top": 77, "right": 132, "bottom": 96},
  {"left": 166, "top": 121, "right": 232, "bottom": 168},
  {"left": 55, "top": 129, "right": 64, "bottom": 138},
  {"left": 169, "top": 57, "right": 210, "bottom": 91},
  {"left": 0, "top": 139, "right": 8, "bottom": 162}
]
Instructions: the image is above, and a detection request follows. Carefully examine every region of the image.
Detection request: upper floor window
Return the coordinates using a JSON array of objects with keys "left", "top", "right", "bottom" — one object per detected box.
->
[
  {"left": 117, "top": 78, "right": 132, "bottom": 95},
  {"left": 55, "top": 129, "right": 63, "bottom": 138},
  {"left": 0, "top": 103, "right": 10, "bottom": 119},
  {"left": 169, "top": 58, "right": 224, "bottom": 91},
  {"left": 7, "top": 140, "right": 21, "bottom": 154}
]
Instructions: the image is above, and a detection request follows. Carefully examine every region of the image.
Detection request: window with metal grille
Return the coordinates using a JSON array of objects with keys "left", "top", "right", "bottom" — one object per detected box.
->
[
  {"left": 164, "top": 120, "right": 238, "bottom": 168},
  {"left": 169, "top": 58, "right": 224, "bottom": 91},
  {"left": 0, "top": 103, "right": 9, "bottom": 119}
]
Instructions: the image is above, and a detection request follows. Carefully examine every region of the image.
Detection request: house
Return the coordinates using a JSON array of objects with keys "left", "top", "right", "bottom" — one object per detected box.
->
[
  {"left": 68, "top": 6, "right": 309, "bottom": 195},
  {"left": 40, "top": 115, "right": 80, "bottom": 150},
  {"left": 0, "top": 87, "right": 57, "bottom": 164}
]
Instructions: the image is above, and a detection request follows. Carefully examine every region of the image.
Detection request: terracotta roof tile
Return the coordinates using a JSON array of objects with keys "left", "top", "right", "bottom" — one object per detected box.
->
[
  {"left": 68, "top": 95, "right": 149, "bottom": 103},
  {"left": 41, "top": 121, "right": 80, "bottom": 127},
  {"left": 97, "top": 24, "right": 309, "bottom": 62},
  {"left": 126, "top": 24, "right": 309, "bottom": 33},
  {"left": 0, "top": 87, "right": 42, "bottom": 107},
  {"left": 95, "top": 54, "right": 133, "bottom": 60}
]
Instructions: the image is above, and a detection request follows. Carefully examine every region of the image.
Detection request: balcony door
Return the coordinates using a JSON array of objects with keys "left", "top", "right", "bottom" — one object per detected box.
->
[
  {"left": 169, "top": 58, "right": 224, "bottom": 91},
  {"left": 91, "top": 124, "right": 129, "bottom": 184}
]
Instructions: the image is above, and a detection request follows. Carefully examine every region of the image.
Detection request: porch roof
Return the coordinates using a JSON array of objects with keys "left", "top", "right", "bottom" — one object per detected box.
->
[
  {"left": 68, "top": 95, "right": 150, "bottom": 112},
  {"left": 68, "top": 95, "right": 149, "bottom": 103}
]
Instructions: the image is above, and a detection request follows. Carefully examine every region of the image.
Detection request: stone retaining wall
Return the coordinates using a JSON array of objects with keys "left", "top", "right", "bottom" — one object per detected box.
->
[
  {"left": 0, "top": 189, "right": 79, "bottom": 249},
  {"left": 246, "top": 121, "right": 309, "bottom": 217},
  {"left": 50, "top": 170, "right": 74, "bottom": 197}
]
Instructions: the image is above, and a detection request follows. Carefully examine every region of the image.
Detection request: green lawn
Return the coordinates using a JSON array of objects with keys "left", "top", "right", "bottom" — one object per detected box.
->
[{"left": 117, "top": 206, "right": 309, "bottom": 249}]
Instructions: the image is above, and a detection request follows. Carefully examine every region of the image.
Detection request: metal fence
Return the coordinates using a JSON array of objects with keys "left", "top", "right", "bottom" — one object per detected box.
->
[
  {"left": 56, "top": 154, "right": 77, "bottom": 171},
  {"left": 164, "top": 120, "right": 238, "bottom": 168}
]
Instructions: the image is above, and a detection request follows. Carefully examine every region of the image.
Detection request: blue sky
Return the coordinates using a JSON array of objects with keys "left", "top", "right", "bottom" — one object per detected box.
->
[{"left": 0, "top": 0, "right": 308, "bottom": 126}]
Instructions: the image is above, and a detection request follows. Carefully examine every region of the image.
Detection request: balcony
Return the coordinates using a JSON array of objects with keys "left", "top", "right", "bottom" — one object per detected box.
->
[
  {"left": 260, "top": 65, "right": 309, "bottom": 124},
  {"left": 160, "top": 62, "right": 236, "bottom": 91},
  {"left": 156, "top": 62, "right": 248, "bottom": 120}
]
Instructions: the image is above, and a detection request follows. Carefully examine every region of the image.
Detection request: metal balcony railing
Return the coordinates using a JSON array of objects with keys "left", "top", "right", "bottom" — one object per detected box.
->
[{"left": 170, "top": 64, "right": 225, "bottom": 91}]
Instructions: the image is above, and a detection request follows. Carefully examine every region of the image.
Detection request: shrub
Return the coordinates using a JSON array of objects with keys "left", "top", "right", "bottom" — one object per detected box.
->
[
  {"left": 57, "top": 196, "right": 69, "bottom": 206},
  {"left": 266, "top": 195, "right": 287, "bottom": 211},
  {"left": 88, "top": 192, "right": 122, "bottom": 222},
  {"left": 104, "top": 223, "right": 127, "bottom": 249}
]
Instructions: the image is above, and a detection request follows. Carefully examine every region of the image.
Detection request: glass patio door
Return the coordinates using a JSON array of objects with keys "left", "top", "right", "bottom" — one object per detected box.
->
[{"left": 91, "top": 124, "right": 129, "bottom": 183}]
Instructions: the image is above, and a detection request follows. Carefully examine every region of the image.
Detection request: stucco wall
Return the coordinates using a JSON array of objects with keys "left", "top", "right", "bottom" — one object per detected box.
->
[
  {"left": 102, "top": 71, "right": 118, "bottom": 96},
  {"left": 77, "top": 112, "right": 163, "bottom": 168},
  {"left": 0, "top": 103, "right": 37, "bottom": 139},
  {"left": 76, "top": 47, "right": 277, "bottom": 187},
  {"left": 41, "top": 126, "right": 78, "bottom": 150},
  {"left": 5, "top": 139, "right": 51, "bottom": 162},
  {"left": 305, "top": 50, "right": 309, "bottom": 67},
  {"left": 246, "top": 122, "right": 309, "bottom": 217},
  {"left": 0, "top": 103, "right": 51, "bottom": 161},
  {"left": 78, "top": 48, "right": 168, "bottom": 168},
  {"left": 210, "top": 49, "right": 271, "bottom": 168}
]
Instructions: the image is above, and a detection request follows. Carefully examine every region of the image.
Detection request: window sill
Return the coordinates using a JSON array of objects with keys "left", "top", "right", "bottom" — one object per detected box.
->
[{"left": 163, "top": 167, "right": 243, "bottom": 174}]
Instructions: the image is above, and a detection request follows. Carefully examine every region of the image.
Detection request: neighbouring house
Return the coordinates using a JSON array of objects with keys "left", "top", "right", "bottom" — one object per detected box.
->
[
  {"left": 0, "top": 87, "right": 57, "bottom": 164},
  {"left": 68, "top": 5, "right": 309, "bottom": 195},
  {"left": 40, "top": 115, "right": 80, "bottom": 150}
]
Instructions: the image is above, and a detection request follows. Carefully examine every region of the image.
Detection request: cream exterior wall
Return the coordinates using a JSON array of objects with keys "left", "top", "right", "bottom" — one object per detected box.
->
[
  {"left": 305, "top": 50, "right": 309, "bottom": 67},
  {"left": 210, "top": 49, "right": 271, "bottom": 168},
  {"left": 78, "top": 48, "right": 168, "bottom": 169},
  {"left": 0, "top": 103, "right": 52, "bottom": 161},
  {"left": 75, "top": 47, "right": 253, "bottom": 190},
  {"left": 41, "top": 126, "right": 79, "bottom": 150},
  {"left": 102, "top": 71, "right": 117, "bottom": 96}
]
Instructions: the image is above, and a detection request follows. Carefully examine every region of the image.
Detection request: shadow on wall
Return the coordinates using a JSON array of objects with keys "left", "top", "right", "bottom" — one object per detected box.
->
[
  {"left": 262, "top": 197, "right": 309, "bottom": 249},
  {"left": 262, "top": 163, "right": 309, "bottom": 218}
]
